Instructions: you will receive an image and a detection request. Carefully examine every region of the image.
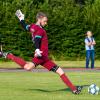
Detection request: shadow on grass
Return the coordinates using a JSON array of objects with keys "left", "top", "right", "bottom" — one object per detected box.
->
[
  {"left": 28, "top": 88, "right": 70, "bottom": 92},
  {"left": 28, "top": 85, "right": 90, "bottom": 93}
]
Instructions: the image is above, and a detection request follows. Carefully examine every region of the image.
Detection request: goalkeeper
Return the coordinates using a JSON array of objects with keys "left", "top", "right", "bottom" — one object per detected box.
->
[{"left": 0, "top": 10, "right": 82, "bottom": 94}]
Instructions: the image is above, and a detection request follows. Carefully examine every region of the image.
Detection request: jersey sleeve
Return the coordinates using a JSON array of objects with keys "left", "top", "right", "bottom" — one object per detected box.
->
[
  {"left": 30, "top": 25, "right": 43, "bottom": 49},
  {"left": 29, "top": 25, "right": 35, "bottom": 33},
  {"left": 20, "top": 20, "right": 30, "bottom": 31},
  {"left": 29, "top": 24, "right": 43, "bottom": 38},
  {"left": 34, "top": 30, "right": 43, "bottom": 49},
  {"left": 34, "top": 29, "right": 43, "bottom": 39}
]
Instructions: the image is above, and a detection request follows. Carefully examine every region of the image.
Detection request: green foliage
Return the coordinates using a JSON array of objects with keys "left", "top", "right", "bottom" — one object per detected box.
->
[{"left": 0, "top": 0, "right": 100, "bottom": 60}]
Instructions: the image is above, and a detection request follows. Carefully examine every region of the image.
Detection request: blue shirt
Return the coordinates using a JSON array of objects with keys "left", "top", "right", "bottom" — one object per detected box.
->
[{"left": 85, "top": 37, "right": 95, "bottom": 50}]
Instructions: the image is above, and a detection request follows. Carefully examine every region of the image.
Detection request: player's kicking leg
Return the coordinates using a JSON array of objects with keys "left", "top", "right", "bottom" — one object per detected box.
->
[
  {"left": 41, "top": 59, "right": 83, "bottom": 95},
  {"left": 55, "top": 67, "right": 83, "bottom": 94},
  {"left": 0, "top": 51, "right": 35, "bottom": 71}
]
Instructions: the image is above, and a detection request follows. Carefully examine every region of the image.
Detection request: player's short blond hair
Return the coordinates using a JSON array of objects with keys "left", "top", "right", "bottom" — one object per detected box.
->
[{"left": 36, "top": 12, "right": 47, "bottom": 20}]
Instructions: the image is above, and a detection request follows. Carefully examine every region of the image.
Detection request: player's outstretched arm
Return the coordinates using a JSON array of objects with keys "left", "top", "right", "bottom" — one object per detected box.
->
[
  {"left": 20, "top": 20, "right": 30, "bottom": 31},
  {"left": 34, "top": 37, "right": 43, "bottom": 58},
  {"left": 15, "top": 9, "right": 30, "bottom": 31}
]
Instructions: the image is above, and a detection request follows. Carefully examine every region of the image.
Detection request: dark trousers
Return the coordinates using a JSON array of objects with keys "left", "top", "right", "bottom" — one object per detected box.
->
[{"left": 86, "top": 50, "right": 95, "bottom": 69}]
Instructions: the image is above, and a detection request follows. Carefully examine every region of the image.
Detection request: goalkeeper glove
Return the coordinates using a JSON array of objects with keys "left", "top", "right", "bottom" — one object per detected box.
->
[
  {"left": 15, "top": 9, "right": 24, "bottom": 21},
  {"left": 34, "top": 49, "right": 43, "bottom": 58}
]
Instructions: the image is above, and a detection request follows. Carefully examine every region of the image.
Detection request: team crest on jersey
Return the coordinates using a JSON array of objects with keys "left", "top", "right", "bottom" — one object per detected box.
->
[{"left": 30, "top": 28, "right": 35, "bottom": 33}]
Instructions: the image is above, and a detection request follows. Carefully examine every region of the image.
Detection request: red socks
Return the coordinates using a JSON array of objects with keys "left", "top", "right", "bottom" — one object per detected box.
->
[
  {"left": 7, "top": 53, "right": 26, "bottom": 68},
  {"left": 60, "top": 74, "right": 77, "bottom": 91}
]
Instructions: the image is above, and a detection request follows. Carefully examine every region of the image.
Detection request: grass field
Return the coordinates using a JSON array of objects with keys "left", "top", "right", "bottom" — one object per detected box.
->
[
  {"left": 0, "top": 71, "right": 100, "bottom": 100},
  {"left": 0, "top": 61, "right": 100, "bottom": 100},
  {"left": 0, "top": 60, "right": 100, "bottom": 68}
]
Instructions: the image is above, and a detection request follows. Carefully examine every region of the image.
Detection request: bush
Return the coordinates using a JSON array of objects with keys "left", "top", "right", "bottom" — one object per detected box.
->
[{"left": 0, "top": 0, "right": 100, "bottom": 60}]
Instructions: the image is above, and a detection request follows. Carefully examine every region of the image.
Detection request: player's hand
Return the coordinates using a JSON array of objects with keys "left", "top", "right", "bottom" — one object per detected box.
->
[
  {"left": 15, "top": 9, "right": 24, "bottom": 21},
  {"left": 34, "top": 49, "right": 43, "bottom": 58}
]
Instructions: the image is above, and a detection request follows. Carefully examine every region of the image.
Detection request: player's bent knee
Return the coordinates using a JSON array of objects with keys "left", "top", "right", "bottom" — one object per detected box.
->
[
  {"left": 24, "top": 62, "right": 35, "bottom": 71},
  {"left": 50, "top": 65, "right": 59, "bottom": 72},
  {"left": 56, "top": 67, "right": 64, "bottom": 76}
]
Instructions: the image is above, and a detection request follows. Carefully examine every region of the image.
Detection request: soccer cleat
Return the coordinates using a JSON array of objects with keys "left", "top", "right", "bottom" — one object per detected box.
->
[
  {"left": 0, "top": 51, "right": 8, "bottom": 58},
  {"left": 72, "top": 86, "right": 83, "bottom": 94},
  {"left": 0, "top": 45, "right": 8, "bottom": 58},
  {"left": 0, "top": 51, "right": 3, "bottom": 57}
]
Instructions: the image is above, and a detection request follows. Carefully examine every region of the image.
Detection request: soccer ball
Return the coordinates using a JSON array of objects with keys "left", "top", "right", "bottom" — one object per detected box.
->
[{"left": 88, "top": 84, "right": 100, "bottom": 95}]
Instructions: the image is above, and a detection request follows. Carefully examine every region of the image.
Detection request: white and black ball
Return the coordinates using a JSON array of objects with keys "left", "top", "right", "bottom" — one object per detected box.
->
[{"left": 88, "top": 84, "right": 99, "bottom": 95}]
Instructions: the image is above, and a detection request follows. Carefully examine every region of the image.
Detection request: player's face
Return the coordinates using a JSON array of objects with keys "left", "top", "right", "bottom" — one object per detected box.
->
[{"left": 40, "top": 17, "right": 48, "bottom": 27}]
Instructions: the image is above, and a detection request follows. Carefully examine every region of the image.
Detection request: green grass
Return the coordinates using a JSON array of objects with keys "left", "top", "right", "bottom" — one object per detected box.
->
[
  {"left": 56, "top": 60, "right": 100, "bottom": 68},
  {"left": 0, "top": 61, "right": 100, "bottom": 100},
  {"left": 0, "top": 71, "right": 100, "bottom": 100},
  {"left": 0, "top": 60, "right": 100, "bottom": 68}
]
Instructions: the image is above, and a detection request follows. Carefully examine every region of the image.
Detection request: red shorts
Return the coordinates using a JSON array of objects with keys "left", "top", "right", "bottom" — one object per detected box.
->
[{"left": 32, "top": 56, "right": 56, "bottom": 71}]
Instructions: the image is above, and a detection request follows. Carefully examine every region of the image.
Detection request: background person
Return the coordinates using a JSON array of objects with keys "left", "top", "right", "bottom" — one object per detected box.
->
[{"left": 85, "top": 31, "right": 96, "bottom": 69}]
